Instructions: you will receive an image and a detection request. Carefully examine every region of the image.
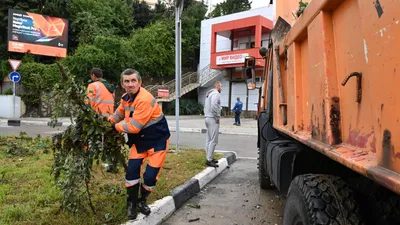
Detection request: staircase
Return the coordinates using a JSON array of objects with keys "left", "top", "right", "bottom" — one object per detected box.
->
[
  {"left": 146, "top": 71, "right": 199, "bottom": 102},
  {"left": 198, "top": 64, "right": 224, "bottom": 87},
  {"left": 144, "top": 65, "right": 224, "bottom": 103}
]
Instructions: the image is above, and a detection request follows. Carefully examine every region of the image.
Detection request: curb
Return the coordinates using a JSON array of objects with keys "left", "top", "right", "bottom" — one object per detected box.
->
[
  {"left": 0, "top": 119, "right": 72, "bottom": 127},
  {"left": 7, "top": 120, "right": 21, "bottom": 126},
  {"left": 0, "top": 120, "right": 256, "bottom": 136},
  {"left": 168, "top": 127, "right": 206, "bottom": 134},
  {"left": 169, "top": 127, "right": 256, "bottom": 136},
  {"left": 123, "top": 151, "right": 237, "bottom": 225}
]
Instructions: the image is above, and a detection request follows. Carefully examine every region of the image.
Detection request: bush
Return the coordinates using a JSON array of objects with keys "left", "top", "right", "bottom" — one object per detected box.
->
[
  {"left": 165, "top": 99, "right": 203, "bottom": 115},
  {"left": 0, "top": 133, "right": 49, "bottom": 157},
  {"left": 1, "top": 89, "right": 12, "bottom": 95},
  {"left": 18, "top": 62, "right": 61, "bottom": 105}
]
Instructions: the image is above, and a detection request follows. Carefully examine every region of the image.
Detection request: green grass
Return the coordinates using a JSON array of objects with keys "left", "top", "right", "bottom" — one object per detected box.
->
[{"left": 0, "top": 135, "right": 222, "bottom": 225}]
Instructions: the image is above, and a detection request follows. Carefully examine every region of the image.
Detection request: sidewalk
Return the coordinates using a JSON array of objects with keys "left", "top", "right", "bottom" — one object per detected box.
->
[
  {"left": 0, "top": 115, "right": 258, "bottom": 136},
  {"left": 165, "top": 115, "right": 257, "bottom": 136}
]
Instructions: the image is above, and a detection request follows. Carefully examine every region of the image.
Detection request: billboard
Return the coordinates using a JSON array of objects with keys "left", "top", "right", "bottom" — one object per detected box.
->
[{"left": 8, "top": 9, "right": 68, "bottom": 58}]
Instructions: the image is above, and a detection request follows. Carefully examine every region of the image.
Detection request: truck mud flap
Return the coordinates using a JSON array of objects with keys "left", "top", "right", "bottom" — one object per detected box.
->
[
  {"left": 266, "top": 140, "right": 299, "bottom": 193},
  {"left": 258, "top": 111, "right": 283, "bottom": 146}
]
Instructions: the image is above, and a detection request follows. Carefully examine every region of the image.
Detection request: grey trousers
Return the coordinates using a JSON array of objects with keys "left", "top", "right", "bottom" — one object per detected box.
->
[{"left": 205, "top": 117, "right": 220, "bottom": 161}]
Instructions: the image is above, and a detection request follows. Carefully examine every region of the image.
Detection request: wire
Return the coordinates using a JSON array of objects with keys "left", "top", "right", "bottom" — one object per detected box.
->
[{"left": 260, "top": 115, "right": 281, "bottom": 142}]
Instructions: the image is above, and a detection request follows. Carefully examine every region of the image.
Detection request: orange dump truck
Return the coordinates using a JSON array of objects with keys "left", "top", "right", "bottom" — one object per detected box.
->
[{"left": 248, "top": 0, "right": 400, "bottom": 224}]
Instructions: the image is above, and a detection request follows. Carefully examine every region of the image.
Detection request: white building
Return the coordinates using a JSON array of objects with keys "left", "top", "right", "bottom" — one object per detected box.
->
[{"left": 197, "top": 5, "right": 275, "bottom": 111}]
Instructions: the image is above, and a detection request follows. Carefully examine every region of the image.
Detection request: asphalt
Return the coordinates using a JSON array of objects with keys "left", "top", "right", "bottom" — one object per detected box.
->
[
  {"left": 0, "top": 115, "right": 284, "bottom": 224},
  {"left": 0, "top": 115, "right": 258, "bottom": 136},
  {"left": 163, "top": 158, "right": 285, "bottom": 225},
  {"left": 0, "top": 124, "right": 259, "bottom": 158}
]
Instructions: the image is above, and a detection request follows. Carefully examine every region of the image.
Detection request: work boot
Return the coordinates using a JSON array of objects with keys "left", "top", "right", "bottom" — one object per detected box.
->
[
  {"left": 127, "top": 185, "right": 139, "bottom": 220},
  {"left": 206, "top": 160, "right": 219, "bottom": 167},
  {"left": 138, "top": 185, "right": 151, "bottom": 216}
]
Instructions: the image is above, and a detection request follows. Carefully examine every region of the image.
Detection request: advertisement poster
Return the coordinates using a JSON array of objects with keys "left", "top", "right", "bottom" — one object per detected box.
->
[{"left": 8, "top": 9, "right": 68, "bottom": 58}]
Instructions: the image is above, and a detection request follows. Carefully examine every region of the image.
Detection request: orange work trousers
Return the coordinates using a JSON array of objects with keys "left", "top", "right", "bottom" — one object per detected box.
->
[{"left": 124, "top": 139, "right": 169, "bottom": 191}]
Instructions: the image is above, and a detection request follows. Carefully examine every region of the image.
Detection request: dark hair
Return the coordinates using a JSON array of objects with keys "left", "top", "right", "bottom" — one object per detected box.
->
[
  {"left": 121, "top": 68, "right": 141, "bottom": 82},
  {"left": 90, "top": 68, "right": 103, "bottom": 78}
]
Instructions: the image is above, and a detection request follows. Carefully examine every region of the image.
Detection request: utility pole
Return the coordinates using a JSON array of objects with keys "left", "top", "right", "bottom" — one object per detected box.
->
[{"left": 175, "top": 0, "right": 184, "bottom": 151}]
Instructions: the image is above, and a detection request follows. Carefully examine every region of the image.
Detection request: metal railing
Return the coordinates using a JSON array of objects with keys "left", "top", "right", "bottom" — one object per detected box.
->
[
  {"left": 146, "top": 71, "right": 199, "bottom": 98},
  {"left": 181, "top": 71, "right": 198, "bottom": 90},
  {"left": 144, "top": 65, "right": 223, "bottom": 100},
  {"left": 198, "top": 65, "right": 223, "bottom": 86},
  {"left": 145, "top": 64, "right": 222, "bottom": 97},
  {"left": 145, "top": 85, "right": 155, "bottom": 91}
]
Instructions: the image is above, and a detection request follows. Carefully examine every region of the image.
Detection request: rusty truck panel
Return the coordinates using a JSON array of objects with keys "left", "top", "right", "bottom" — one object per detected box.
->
[{"left": 271, "top": 0, "right": 400, "bottom": 194}]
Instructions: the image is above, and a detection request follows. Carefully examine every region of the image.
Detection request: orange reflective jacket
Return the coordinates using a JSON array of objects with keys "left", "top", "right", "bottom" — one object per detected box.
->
[
  {"left": 108, "top": 87, "right": 170, "bottom": 153},
  {"left": 87, "top": 81, "right": 115, "bottom": 116}
]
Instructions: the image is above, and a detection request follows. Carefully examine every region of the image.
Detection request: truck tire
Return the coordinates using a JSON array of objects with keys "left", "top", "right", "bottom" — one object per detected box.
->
[
  {"left": 373, "top": 191, "right": 400, "bottom": 225},
  {"left": 283, "top": 174, "right": 364, "bottom": 225},
  {"left": 258, "top": 147, "right": 273, "bottom": 189}
]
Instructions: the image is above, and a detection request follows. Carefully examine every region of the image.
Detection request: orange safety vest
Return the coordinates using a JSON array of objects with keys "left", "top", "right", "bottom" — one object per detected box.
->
[
  {"left": 87, "top": 81, "right": 115, "bottom": 116},
  {"left": 108, "top": 87, "right": 170, "bottom": 153}
]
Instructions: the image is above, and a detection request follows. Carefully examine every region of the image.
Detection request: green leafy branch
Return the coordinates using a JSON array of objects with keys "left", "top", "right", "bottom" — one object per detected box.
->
[
  {"left": 297, "top": 1, "right": 309, "bottom": 17},
  {"left": 50, "top": 62, "right": 127, "bottom": 213}
]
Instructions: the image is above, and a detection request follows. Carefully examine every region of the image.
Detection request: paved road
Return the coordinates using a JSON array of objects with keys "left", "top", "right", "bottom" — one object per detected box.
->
[
  {"left": 163, "top": 158, "right": 285, "bottom": 225},
  {"left": 0, "top": 124, "right": 64, "bottom": 137},
  {"left": 0, "top": 125, "right": 259, "bottom": 158},
  {"left": 0, "top": 124, "right": 285, "bottom": 224},
  {"left": 170, "top": 132, "right": 258, "bottom": 158}
]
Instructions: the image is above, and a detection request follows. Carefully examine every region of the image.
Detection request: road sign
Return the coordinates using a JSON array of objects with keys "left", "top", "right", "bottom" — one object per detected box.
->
[
  {"left": 8, "top": 59, "right": 21, "bottom": 71},
  {"left": 9, "top": 71, "right": 21, "bottom": 83},
  {"left": 158, "top": 89, "right": 169, "bottom": 98}
]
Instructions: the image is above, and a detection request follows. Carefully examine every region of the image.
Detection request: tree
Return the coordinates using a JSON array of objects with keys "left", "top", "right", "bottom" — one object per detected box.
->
[
  {"left": 132, "top": 0, "right": 154, "bottom": 29},
  {"left": 41, "top": 0, "right": 71, "bottom": 19},
  {"left": 68, "top": 0, "right": 134, "bottom": 44},
  {"left": 62, "top": 35, "right": 133, "bottom": 85},
  {"left": 209, "top": 0, "right": 251, "bottom": 17},
  {"left": 181, "top": 1, "right": 207, "bottom": 69},
  {"left": 129, "top": 20, "right": 175, "bottom": 77},
  {"left": 152, "top": 0, "right": 173, "bottom": 21},
  {"left": 183, "top": 0, "right": 195, "bottom": 10}
]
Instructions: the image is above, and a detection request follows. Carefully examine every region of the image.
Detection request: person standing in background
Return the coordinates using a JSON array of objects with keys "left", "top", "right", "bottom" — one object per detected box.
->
[
  {"left": 232, "top": 97, "right": 243, "bottom": 126},
  {"left": 87, "top": 68, "right": 115, "bottom": 116},
  {"left": 203, "top": 81, "right": 222, "bottom": 168},
  {"left": 86, "top": 68, "right": 115, "bottom": 172}
]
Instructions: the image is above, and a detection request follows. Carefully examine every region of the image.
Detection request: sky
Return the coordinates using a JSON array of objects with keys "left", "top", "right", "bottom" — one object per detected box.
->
[
  {"left": 204, "top": 0, "right": 272, "bottom": 15},
  {"left": 250, "top": 0, "right": 271, "bottom": 9},
  {"left": 206, "top": 0, "right": 271, "bottom": 10},
  {"left": 144, "top": 0, "right": 271, "bottom": 12}
]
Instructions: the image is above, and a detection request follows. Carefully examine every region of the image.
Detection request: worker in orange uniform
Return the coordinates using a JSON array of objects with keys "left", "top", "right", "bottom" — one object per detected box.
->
[
  {"left": 108, "top": 68, "right": 170, "bottom": 220},
  {"left": 87, "top": 68, "right": 115, "bottom": 172},
  {"left": 87, "top": 68, "right": 115, "bottom": 116}
]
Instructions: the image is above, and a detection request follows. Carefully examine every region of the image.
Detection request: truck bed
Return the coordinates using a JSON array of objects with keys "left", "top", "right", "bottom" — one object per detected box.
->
[{"left": 273, "top": 0, "right": 400, "bottom": 194}]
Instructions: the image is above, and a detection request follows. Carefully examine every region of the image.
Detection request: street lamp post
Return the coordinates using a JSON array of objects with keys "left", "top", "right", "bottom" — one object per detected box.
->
[{"left": 175, "top": 0, "right": 184, "bottom": 151}]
